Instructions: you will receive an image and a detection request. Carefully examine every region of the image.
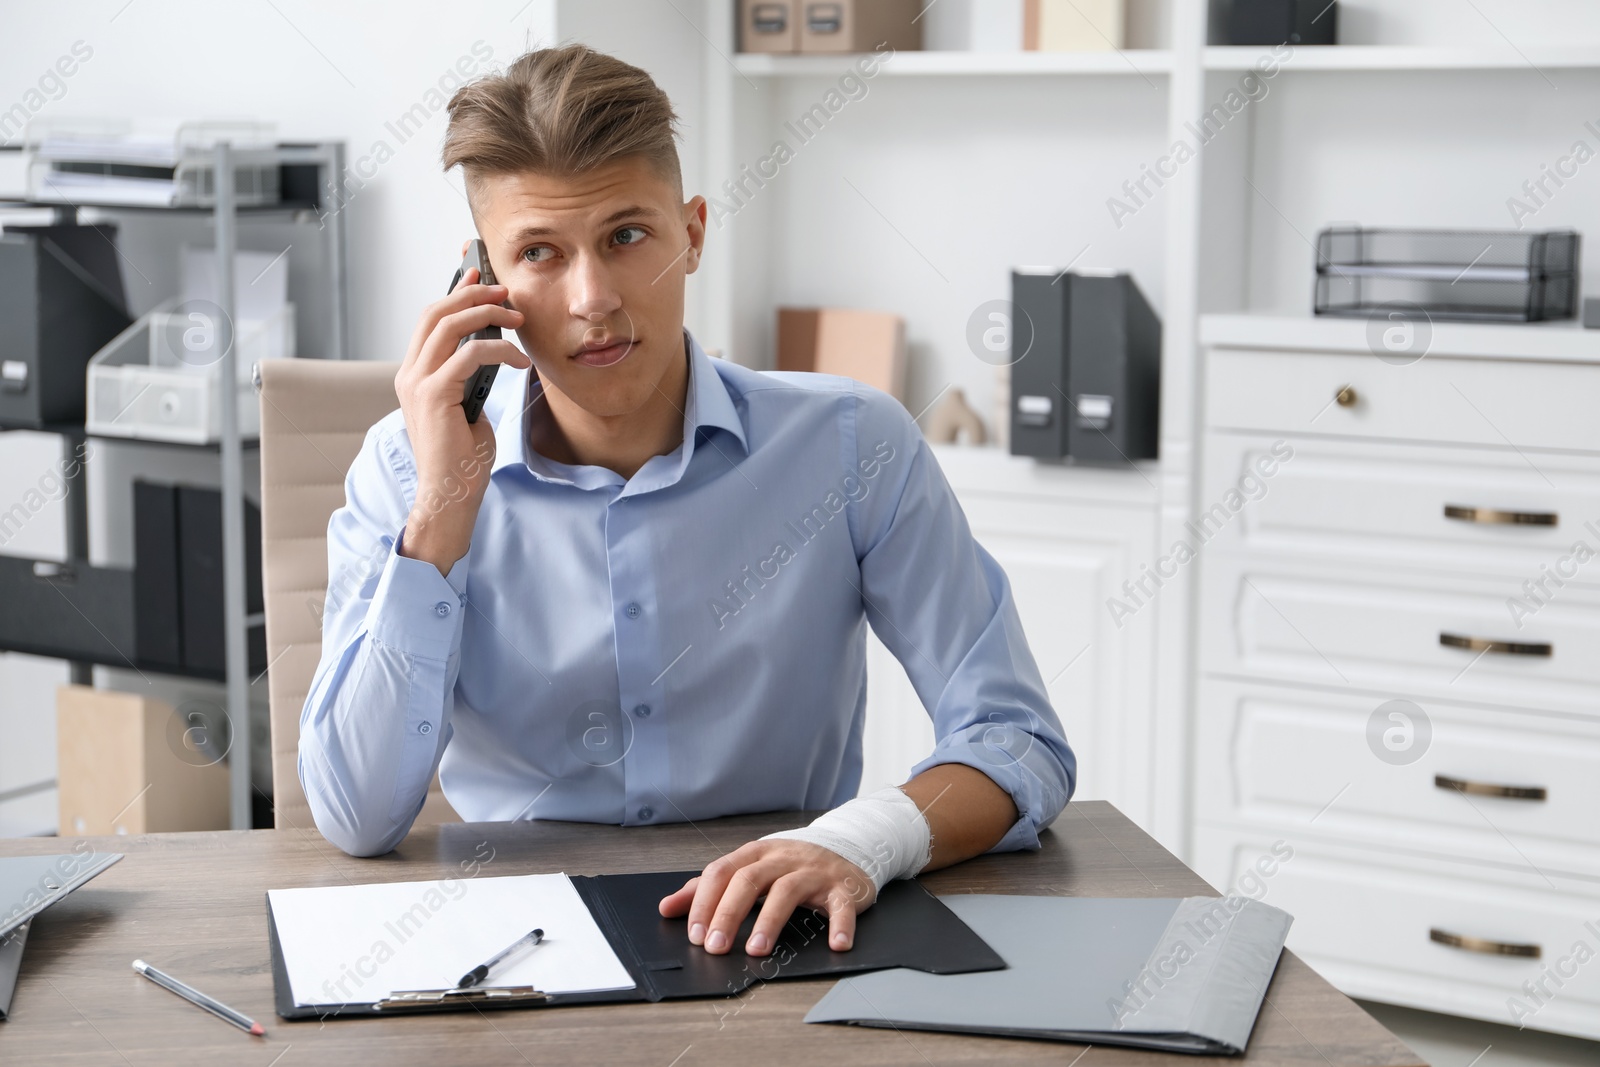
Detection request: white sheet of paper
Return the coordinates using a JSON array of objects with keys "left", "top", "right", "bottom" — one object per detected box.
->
[{"left": 267, "top": 872, "right": 636, "bottom": 1006}]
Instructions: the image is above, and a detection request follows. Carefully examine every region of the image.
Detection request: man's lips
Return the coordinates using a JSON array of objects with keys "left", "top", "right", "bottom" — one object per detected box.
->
[{"left": 572, "top": 337, "right": 637, "bottom": 368}]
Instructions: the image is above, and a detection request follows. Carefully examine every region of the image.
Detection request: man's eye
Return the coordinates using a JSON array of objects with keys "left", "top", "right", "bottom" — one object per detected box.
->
[
  {"left": 614, "top": 226, "right": 647, "bottom": 246},
  {"left": 523, "top": 246, "right": 553, "bottom": 263}
]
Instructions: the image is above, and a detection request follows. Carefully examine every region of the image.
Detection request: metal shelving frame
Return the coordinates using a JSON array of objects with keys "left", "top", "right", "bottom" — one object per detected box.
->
[{"left": 0, "top": 140, "right": 348, "bottom": 829}]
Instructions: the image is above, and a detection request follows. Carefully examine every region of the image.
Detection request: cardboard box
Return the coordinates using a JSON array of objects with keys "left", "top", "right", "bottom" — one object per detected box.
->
[
  {"left": 797, "top": 0, "right": 922, "bottom": 54},
  {"left": 57, "top": 684, "right": 230, "bottom": 835},
  {"left": 1024, "top": 0, "right": 1126, "bottom": 51},
  {"left": 739, "top": 0, "right": 798, "bottom": 53},
  {"left": 777, "top": 307, "right": 906, "bottom": 400}
]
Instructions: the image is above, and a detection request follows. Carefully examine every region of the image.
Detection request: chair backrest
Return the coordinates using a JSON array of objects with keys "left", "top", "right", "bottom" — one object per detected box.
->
[{"left": 258, "top": 359, "right": 456, "bottom": 831}]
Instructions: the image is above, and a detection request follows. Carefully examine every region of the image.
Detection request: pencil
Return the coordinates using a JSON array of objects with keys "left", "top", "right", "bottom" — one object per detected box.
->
[{"left": 132, "top": 959, "right": 265, "bottom": 1036}]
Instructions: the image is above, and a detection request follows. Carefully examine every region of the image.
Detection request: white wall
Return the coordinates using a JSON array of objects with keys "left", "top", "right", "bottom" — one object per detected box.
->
[
  {"left": 0, "top": 0, "right": 559, "bottom": 361},
  {"left": 1244, "top": 67, "right": 1600, "bottom": 314}
]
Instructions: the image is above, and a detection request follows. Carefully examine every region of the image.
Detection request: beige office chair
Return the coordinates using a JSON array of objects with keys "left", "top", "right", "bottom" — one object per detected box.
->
[{"left": 258, "top": 360, "right": 458, "bottom": 832}]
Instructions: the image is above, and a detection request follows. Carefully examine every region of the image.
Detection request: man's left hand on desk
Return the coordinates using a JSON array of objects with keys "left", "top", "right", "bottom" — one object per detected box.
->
[{"left": 657, "top": 839, "right": 875, "bottom": 957}]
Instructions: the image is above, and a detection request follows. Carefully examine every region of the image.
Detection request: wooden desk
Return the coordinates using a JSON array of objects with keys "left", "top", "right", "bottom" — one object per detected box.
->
[{"left": 0, "top": 802, "right": 1422, "bottom": 1066}]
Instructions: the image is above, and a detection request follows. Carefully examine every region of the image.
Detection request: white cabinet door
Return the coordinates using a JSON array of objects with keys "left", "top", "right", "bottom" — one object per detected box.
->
[{"left": 861, "top": 452, "right": 1159, "bottom": 827}]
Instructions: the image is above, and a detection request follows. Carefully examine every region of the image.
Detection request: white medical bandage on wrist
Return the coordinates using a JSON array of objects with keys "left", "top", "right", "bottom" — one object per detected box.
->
[{"left": 761, "top": 786, "right": 933, "bottom": 893}]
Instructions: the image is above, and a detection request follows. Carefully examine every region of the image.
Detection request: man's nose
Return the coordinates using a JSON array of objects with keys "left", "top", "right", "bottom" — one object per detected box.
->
[{"left": 568, "top": 252, "right": 622, "bottom": 324}]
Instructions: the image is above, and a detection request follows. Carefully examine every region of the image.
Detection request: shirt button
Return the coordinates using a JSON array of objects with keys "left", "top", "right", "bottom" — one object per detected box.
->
[
  {"left": 633, "top": 704, "right": 652, "bottom": 719},
  {"left": 434, "top": 601, "right": 452, "bottom": 618},
  {"left": 625, "top": 603, "right": 641, "bottom": 619},
  {"left": 419, "top": 721, "right": 432, "bottom": 735},
  {"left": 637, "top": 806, "right": 654, "bottom": 821}
]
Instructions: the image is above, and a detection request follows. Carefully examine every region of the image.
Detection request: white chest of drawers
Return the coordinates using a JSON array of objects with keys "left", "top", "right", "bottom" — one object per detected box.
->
[{"left": 1193, "top": 315, "right": 1600, "bottom": 1041}]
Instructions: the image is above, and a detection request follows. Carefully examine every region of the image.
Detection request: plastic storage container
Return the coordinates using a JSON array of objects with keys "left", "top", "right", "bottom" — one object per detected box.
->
[
  {"left": 1314, "top": 227, "right": 1580, "bottom": 322},
  {"left": 86, "top": 301, "right": 295, "bottom": 444}
]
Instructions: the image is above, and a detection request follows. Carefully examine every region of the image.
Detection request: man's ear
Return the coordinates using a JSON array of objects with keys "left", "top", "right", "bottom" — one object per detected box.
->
[{"left": 683, "top": 194, "right": 707, "bottom": 274}]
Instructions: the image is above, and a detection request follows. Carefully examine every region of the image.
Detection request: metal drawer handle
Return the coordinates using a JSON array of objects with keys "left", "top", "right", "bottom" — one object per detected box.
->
[
  {"left": 1430, "top": 928, "right": 1541, "bottom": 959},
  {"left": 1435, "top": 774, "right": 1547, "bottom": 802},
  {"left": 1439, "top": 633, "right": 1552, "bottom": 657},
  {"left": 1444, "top": 505, "right": 1558, "bottom": 527},
  {"left": 751, "top": 3, "right": 788, "bottom": 32},
  {"left": 1335, "top": 385, "right": 1358, "bottom": 407}
]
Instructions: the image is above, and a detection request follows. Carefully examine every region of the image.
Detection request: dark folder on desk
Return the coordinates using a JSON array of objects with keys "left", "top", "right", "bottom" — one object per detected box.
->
[
  {"left": 807, "top": 895, "right": 1293, "bottom": 1056},
  {"left": 268, "top": 870, "right": 1004, "bottom": 1020}
]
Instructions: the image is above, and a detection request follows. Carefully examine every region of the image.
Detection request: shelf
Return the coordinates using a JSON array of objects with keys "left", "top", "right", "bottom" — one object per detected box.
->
[
  {"left": 1200, "top": 313, "right": 1600, "bottom": 364},
  {"left": 1204, "top": 44, "right": 1600, "bottom": 72},
  {"left": 0, "top": 196, "right": 320, "bottom": 216},
  {"left": 932, "top": 444, "right": 1162, "bottom": 508},
  {"left": 733, "top": 49, "right": 1172, "bottom": 77},
  {"left": 87, "top": 432, "right": 262, "bottom": 451}
]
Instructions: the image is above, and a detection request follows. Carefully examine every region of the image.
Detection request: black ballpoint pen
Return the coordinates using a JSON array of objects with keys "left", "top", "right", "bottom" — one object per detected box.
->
[{"left": 457, "top": 928, "right": 544, "bottom": 989}]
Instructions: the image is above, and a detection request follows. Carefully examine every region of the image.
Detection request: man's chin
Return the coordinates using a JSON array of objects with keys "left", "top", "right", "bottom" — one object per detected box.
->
[{"left": 542, "top": 377, "right": 663, "bottom": 422}]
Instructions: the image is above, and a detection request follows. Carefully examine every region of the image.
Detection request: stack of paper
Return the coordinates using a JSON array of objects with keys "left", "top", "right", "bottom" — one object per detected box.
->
[{"left": 25, "top": 119, "right": 275, "bottom": 207}]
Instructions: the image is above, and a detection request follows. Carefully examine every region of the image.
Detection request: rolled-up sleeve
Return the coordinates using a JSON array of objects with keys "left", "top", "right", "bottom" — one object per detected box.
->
[
  {"left": 297, "top": 417, "right": 469, "bottom": 857},
  {"left": 850, "top": 389, "right": 1076, "bottom": 852}
]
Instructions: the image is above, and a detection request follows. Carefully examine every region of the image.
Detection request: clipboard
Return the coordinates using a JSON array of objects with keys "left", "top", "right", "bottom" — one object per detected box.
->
[{"left": 268, "top": 870, "right": 1004, "bottom": 1019}]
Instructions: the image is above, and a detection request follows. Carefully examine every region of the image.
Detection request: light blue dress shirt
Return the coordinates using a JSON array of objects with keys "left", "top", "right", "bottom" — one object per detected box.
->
[{"left": 299, "top": 331, "right": 1075, "bottom": 857}]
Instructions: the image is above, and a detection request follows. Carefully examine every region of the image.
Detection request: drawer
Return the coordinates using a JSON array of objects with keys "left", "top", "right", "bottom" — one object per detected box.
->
[
  {"left": 1194, "top": 677, "right": 1600, "bottom": 878},
  {"left": 1206, "top": 347, "right": 1600, "bottom": 453},
  {"left": 1198, "top": 555, "right": 1600, "bottom": 715},
  {"left": 1193, "top": 828, "right": 1600, "bottom": 1041},
  {"left": 1200, "top": 433, "right": 1600, "bottom": 579}
]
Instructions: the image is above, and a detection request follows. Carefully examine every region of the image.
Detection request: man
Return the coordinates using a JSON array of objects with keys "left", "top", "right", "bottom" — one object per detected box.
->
[{"left": 300, "top": 43, "right": 1074, "bottom": 960}]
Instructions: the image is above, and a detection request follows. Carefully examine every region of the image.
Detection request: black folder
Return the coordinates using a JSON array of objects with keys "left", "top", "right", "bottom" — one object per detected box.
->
[{"left": 269, "top": 870, "right": 1004, "bottom": 1020}]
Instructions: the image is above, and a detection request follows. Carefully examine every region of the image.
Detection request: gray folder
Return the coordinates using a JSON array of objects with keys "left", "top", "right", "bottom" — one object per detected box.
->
[
  {"left": 805, "top": 895, "right": 1293, "bottom": 1056},
  {"left": 0, "top": 922, "right": 27, "bottom": 1021},
  {"left": 1, "top": 852, "right": 123, "bottom": 940},
  {"left": 0, "top": 851, "right": 122, "bottom": 1022}
]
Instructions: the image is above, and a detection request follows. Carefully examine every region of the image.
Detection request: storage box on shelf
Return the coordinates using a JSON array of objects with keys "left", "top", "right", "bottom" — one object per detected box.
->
[
  {"left": 86, "top": 300, "right": 295, "bottom": 444},
  {"left": 1193, "top": 313, "right": 1600, "bottom": 1041},
  {"left": 56, "top": 683, "right": 230, "bottom": 835}
]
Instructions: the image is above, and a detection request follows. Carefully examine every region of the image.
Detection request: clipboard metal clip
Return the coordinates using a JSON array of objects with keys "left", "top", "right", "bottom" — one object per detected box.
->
[{"left": 375, "top": 986, "right": 550, "bottom": 1010}]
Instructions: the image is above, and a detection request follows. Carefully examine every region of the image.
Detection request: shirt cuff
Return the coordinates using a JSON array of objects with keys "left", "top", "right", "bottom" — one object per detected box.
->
[
  {"left": 363, "top": 529, "right": 469, "bottom": 661},
  {"left": 907, "top": 748, "right": 1046, "bottom": 853}
]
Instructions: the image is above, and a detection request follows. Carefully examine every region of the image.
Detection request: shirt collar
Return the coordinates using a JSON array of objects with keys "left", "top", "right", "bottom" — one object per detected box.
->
[{"left": 490, "top": 329, "right": 747, "bottom": 492}]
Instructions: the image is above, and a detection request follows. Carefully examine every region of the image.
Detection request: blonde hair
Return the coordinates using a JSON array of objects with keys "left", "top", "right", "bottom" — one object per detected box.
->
[{"left": 442, "top": 44, "right": 682, "bottom": 204}]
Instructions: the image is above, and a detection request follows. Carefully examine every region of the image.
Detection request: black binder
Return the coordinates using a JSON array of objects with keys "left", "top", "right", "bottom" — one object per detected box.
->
[{"left": 268, "top": 870, "right": 1004, "bottom": 1020}]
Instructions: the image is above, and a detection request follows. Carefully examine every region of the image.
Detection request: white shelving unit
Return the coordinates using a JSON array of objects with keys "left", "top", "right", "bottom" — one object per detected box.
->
[
  {"left": 550, "top": 0, "right": 1600, "bottom": 910},
  {"left": 734, "top": 48, "right": 1174, "bottom": 76},
  {"left": 1203, "top": 43, "right": 1600, "bottom": 70}
]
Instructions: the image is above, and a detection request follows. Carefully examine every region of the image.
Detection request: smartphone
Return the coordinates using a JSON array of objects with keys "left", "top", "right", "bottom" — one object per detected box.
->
[{"left": 449, "top": 239, "right": 505, "bottom": 424}]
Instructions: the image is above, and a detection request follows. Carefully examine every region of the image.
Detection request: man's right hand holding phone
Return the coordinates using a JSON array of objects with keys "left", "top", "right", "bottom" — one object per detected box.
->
[{"left": 394, "top": 256, "right": 531, "bottom": 576}]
